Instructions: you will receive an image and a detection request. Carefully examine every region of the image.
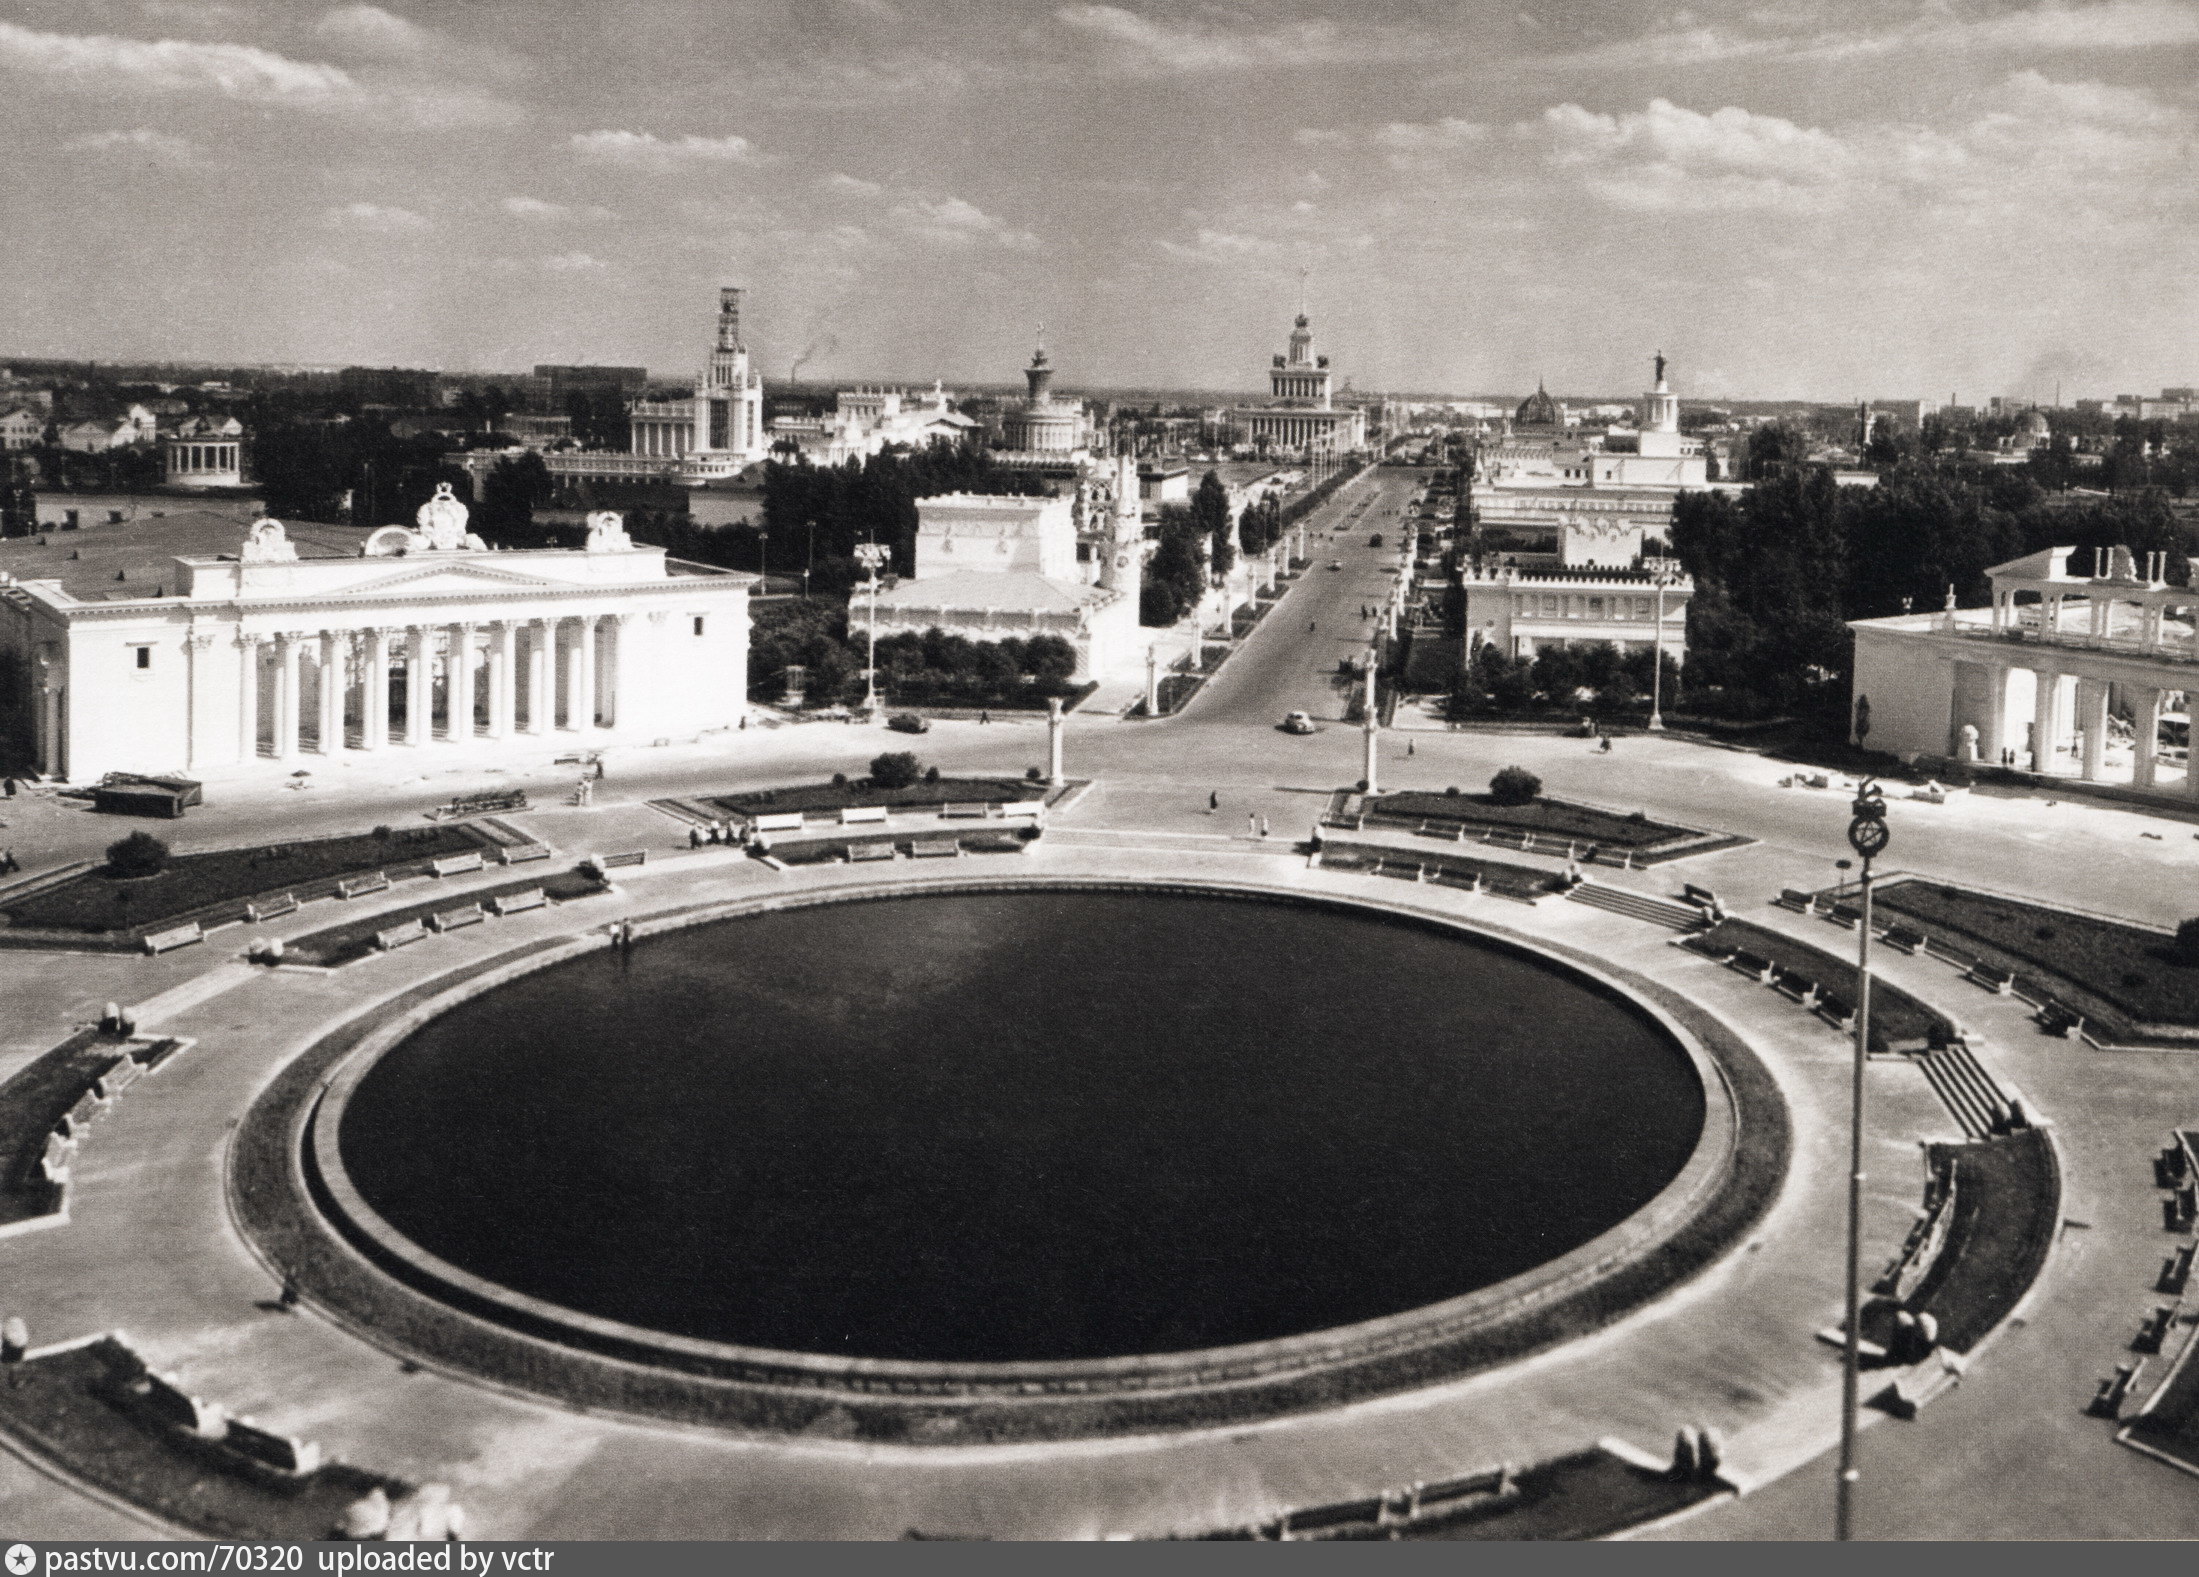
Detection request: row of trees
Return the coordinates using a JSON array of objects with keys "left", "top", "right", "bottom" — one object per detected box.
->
[
  {"left": 1668, "top": 462, "right": 2189, "bottom": 723},
  {"left": 747, "top": 599, "right": 1081, "bottom": 709},
  {"left": 1451, "top": 642, "right": 1680, "bottom": 719}
]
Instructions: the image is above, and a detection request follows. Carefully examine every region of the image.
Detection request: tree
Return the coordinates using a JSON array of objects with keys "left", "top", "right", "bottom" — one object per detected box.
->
[
  {"left": 2174, "top": 917, "right": 2199, "bottom": 967},
  {"left": 1488, "top": 766, "right": 1542, "bottom": 806},
  {"left": 869, "top": 751, "right": 923, "bottom": 789},
  {"left": 105, "top": 831, "right": 170, "bottom": 879},
  {"left": 1191, "top": 470, "right": 1234, "bottom": 579},
  {"left": 1140, "top": 507, "right": 1207, "bottom": 626},
  {"left": 476, "top": 453, "right": 555, "bottom": 547}
]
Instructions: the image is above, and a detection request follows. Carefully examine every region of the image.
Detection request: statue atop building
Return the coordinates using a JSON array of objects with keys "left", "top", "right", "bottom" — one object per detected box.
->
[{"left": 240, "top": 518, "right": 298, "bottom": 564}]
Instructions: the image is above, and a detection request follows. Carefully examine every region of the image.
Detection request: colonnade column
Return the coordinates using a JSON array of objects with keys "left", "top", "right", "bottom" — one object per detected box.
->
[
  {"left": 236, "top": 632, "right": 261, "bottom": 763},
  {"left": 576, "top": 615, "right": 598, "bottom": 731},
  {"left": 2077, "top": 679, "right": 2110, "bottom": 782},
  {"left": 526, "top": 620, "right": 553, "bottom": 735},
  {"left": 2031, "top": 669, "right": 2060, "bottom": 773},
  {"left": 272, "top": 633, "right": 304, "bottom": 760},
  {"left": 487, "top": 622, "right": 516, "bottom": 738},
  {"left": 561, "top": 617, "right": 587, "bottom": 731},
  {"left": 448, "top": 623, "right": 477, "bottom": 743},
  {"left": 317, "top": 632, "right": 346, "bottom": 755},
  {"left": 2134, "top": 687, "right": 2163, "bottom": 790},
  {"left": 1978, "top": 664, "right": 2008, "bottom": 765},
  {"left": 362, "top": 628, "right": 390, "bottom": 751},
  {"left": 404, "top": 624, "right": 433, "bottom": 746}
]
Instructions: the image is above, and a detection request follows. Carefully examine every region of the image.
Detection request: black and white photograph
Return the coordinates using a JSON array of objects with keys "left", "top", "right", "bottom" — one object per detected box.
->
[{"left": 0, "top": 0, "right": 2196, "bottom": 1547}]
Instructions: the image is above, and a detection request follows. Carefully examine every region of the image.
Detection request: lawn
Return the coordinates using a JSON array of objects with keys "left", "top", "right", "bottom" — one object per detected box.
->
[
  {"left": 1873, "top": 879, "right": 2199, "bottom": 1028},
  {"left": 1904, "top": 1131, "right": 2059, "bottom": 1353},
  {"left": 1693, "top": 918, "right": 1950, "bottom": 1052},
  {"left": 0, "top": 1031, "right": 120, "bottom": 1224},
  {"left": 0, "top": 824, "right": 491, "bottom": 935},
  {"left": 0, "top": 1337, "right": 405, "bottom": 1539},
  {"left": 282, "top": 868, "right": 607, "bottom": 967},
  {"left": 1371, "top": 791, "right": 1697, "bottom": 850},
  {"left": 710, "top": 776, "right": 1046, "bottom": 817}
]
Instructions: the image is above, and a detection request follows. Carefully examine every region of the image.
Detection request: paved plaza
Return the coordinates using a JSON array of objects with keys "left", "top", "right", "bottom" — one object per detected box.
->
[{"left": 4, "top": 468, "right": 2199, "bottom": 1538}]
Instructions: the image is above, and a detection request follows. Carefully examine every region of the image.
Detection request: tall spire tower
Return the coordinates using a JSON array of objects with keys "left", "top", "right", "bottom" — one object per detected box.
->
[{"left": 1100, "top": 450, "right": 1142, "bottom": 606}]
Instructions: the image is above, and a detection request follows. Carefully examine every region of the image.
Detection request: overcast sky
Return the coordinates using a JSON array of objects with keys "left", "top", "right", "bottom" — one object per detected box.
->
[{"left": 2, "top": 0, "right": 2195, "bottom": 401}]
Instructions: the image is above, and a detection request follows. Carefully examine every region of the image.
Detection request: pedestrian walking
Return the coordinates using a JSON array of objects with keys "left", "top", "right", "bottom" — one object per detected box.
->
[
  {"left": 688, "top": 827, "right": 702, "bottom": 849},
  {"left": 980, "top": 710, "right": 990, "bottom": 725},
  {"left": 1406, "top": 738, "right": 1415, "bottom": 757},
  {"left": 1259, "top": 815, "right": 1270, "bottom": 838},
  {"left": 1208, "top": 791, "right": 1219, "bottom": 813},
  {"left": 1247, "top": 811, "right": 1258, "bottom": 837}
]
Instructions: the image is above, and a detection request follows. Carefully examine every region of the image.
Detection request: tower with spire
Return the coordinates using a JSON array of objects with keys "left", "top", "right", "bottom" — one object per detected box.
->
[{"left": 1098, "top": 448, "right": 1143, "bottom": 606}]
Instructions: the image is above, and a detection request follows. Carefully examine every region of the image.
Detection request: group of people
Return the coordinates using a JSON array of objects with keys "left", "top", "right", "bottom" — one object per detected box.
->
[{"left": 686, "top": 821, "right": 739, "bottom": 848}]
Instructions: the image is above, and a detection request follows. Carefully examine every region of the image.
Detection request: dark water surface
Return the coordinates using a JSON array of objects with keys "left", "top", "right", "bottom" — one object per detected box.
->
[{"left": 339, "top": 890, "right": 1704, "bottom": 1362}]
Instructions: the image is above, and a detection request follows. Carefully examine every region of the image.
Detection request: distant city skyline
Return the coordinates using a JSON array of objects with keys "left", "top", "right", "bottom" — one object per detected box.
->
[{"left": 3, "top": 0, "right": 2196, "bottom": 402}]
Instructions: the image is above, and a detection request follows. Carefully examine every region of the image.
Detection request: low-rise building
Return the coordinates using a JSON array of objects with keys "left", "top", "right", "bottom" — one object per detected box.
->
[{"left": 1460, "top": 562, "right": 1692, "bottom": 664}]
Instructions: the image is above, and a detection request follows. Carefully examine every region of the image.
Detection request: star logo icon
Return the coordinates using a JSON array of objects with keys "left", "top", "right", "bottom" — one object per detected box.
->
[{"left": 5, "top": 1543, "right": 36, "bottom": 1576}]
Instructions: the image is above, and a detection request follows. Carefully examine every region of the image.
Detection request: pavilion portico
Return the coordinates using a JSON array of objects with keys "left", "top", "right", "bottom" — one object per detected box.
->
[
  {"left": 0, "top": 494, "right": 754, "bottom": 784},
  {"left": 1850, "top": 546, "right": 2199, "bottom": 799}
]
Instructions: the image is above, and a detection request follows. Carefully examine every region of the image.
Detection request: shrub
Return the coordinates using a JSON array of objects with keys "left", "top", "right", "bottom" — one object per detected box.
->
[
  {"left": 831, "top": 772, "right": 848, "bottom": 788},
  {"left": 1026, "top": 766, "right": 1042, "bottom": 781},
  {"left": 1445, "top": 785, "right": 1461, "bottom": 797},
  {"left": 2173, "top": 917, "right": 2199, "bottom": 967},
  {"left": 869, "top": 751, "right": 923, "bottom": 790},
  {"left": 105, "top": 831, "right": 170, "bottom": 879},
  {"left": 923, "top": 766, "right": 941, "bottom": 783},
  {"left": 372, "top": 825, "right": 392, "bottom": 842},
  {"left": 1488, "top": 766, "right": 1542, "bottom": 806}
]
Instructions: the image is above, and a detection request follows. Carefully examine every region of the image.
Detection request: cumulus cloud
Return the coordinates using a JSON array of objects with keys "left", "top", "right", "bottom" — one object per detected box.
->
[
  {"left": 61, "top": 127, "right": 203, "bottom": 163},
  {"left": 0, "top": 18, "right": 359, "bottom": 106},
  {"left": 501, "top": 195, "right": 616, "bottom": 223},
  {"left": 1524, "top": 76, "right": 2196, "bottom": 217},
  {"left": 313, "top": 4, "right": 430, "bottom": 60},
  {"left": 1055, "top": 4, "right": 1440, "bottom": 75},
  {"left": 570, "top": 130, "right": 763, "bottom": 170},
  {"left": 323, "top": 200, "right": 429, "bottom": 233},
  {"left": 823, "top": 174, "right": 1039, "bottom": 248}
]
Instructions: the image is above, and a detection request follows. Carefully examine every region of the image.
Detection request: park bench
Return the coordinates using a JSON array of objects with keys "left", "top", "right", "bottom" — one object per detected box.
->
[
  {"left": 1827, "top": 903, "right": 1862, "bottom": 929},
  {"left": 908, "top": 839, "right": 960, "bottom": 859},
  {"left": 1967, "top": 963, "right": 2015, "bottom": 994},
  {"left": 429, "top": 905, "right": 486, "bottom": 933},
  {"left": 141, "top": 922, "right": 203, "bottom": 956},
  {"left": 498, "top": 843, "right": 552, "bottom": 865},
  {"left": 337, "top": 871, "right": 390, "bottom": 899},
  {"left": 1883, "top": 926, "right": 1927, "bottom": 955},
  {"left": 1815, "top": 992, "right": 1855, "bottom": 1031},
  {"left": 434, "top": 789, "right": 528, "bottom": 819},
  {"left": 429, "top": 852, "right": 484, "bottom": 878},
  {"left": 939, "top": 803, "right": 992, "bottom": 820},
  {"left": 997, "top": 802, "right": 1043, "bottom": 821},
  {"left": 1683, "top": 883, "right": 1720, "bottom": 908},
  {"left": 595, "top": 850, "right": 647, "bottom": 870},
  {"left": 2037, "top": 1000, "right": 2086, "bottom": 1039},
  {"left": 244, "top": 892, "right": 298, "bottom": 924},
  {"left": 847, "top": 842, "right": 896, "bottom": 863},
  {"left": 1726, "top": 950, "right": 1775, "bottom": 983},
  {"left": 839, "top": 805, "right": 889, "bottom": 825},
  {"left": 489, "top": 888, "right": 545, "bottom": 916},
  {"left": 1776, "top": 888, "right": 1815, "bottom": 911},
  {"left": 374, "top": 920, "right": 427, "bottom": 952},
  {"left": 753, "top": 812, "right": 805, "bottom": 834},
  {"left": 1772, "top": 969, "right": 1817, "bottom": 1006}
]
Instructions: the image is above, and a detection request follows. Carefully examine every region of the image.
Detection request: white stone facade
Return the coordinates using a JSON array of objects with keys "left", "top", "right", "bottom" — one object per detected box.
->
[
  {"left": 1461, "top": 564, "right": 1693, "bottom": 664},
  {"left": 0, "top": 489, "right": 753, "bottom": 783},
  {"left": 1849, "top": 545, "right": 2199, "bottom": 800}
]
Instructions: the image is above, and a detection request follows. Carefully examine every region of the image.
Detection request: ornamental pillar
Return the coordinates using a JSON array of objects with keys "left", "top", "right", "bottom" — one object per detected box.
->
[
  {"left": 362, "top": 628, "right": 390, "bottom": 750},
  {"left": 526, "top": 620, "right": 553, "bottom": 734},
  {"left": 2135, "top": 687, "right": 2163, "bottom": 790},
  {"left": 448, "top": 623, "right": 477, "bottom": 742},
  {"left": 236, "top": 632, "right": 261, "bottom": 763},
  {"left": 183, "top": 631, "right": 217, "bottom": 773},
  {"left": 564, "top": 617, "right": 591, "bottom": 730},
  {"left": 317, "top": 631, "right": 346, "bottom": 754},
  {"left": 2031, "top": 669, "right": 2060, "bottom": 773},
  {"left": 404, "top": 624, "right": 434, "bottom": 745},
  {"left": 577, "top": 613, "right": 599, "bottom": 730},
  {"left": 2077, "top": 677, "right": 2110, "bottom": 782},
  {"left": 272, "top": 632, "right": 304, "bottom": 759},
  {"left": 487, "top": 622, "right": 516, "bottom": 738}
]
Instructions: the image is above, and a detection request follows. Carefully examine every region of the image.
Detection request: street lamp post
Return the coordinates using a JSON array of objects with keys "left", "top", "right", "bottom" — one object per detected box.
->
[
  {"left": 1648, "top": 564, "right": 1672, "bottom": 732},
  {"left": 854, "top": 540, "right": 889, "bottom": 717},
  {"left": 1837, "top": 779, "right": 1890, "bottom": 1543}
]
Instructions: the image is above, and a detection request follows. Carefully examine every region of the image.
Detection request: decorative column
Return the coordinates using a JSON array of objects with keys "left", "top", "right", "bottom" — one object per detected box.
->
[
  {"left": 317, "top": 631, "right": 346, "bottom": 755},
  {"left": 404, "top": 625, "right": 434, "bottom": 745},
  {"left": 2134, "top": 687, "right": 2163, "bottom": 790},
  {"left": 1977, "top": 663, "right": 2008, "bottom": 765},
  {"left": 563, "top": 617, "right": 589, "bottom": 731},
  {"left": 487, "top": 622, "right": 516, "bottom": 738},
  {"left": 2077, "top": 678, "right": 2110, "bottom": 782},
  {"left": 526, "top": 620, "right": 553, "bottom": 734},
  {"left": 272, "top": 632, "right": 304, "bottom": 759},
  {"left": 1361, "top": 650, "right": 1380, "bottom": 795},
  {"left": 236, "top": 631, "right": 261, "bottom": 763},
  {"left": 2031, "top": 669, "right": 2060, "bottom": 773},
  {"left": 1047, "top": 696, "right": 1065, "bottom": 786},
  {"left": 448, "top": 623, "right": 477, "bottom": 743},
  {"left": 577, "top": 615, "right": 599, "bottom": 730},
  {"left": 183, "top": 631, "right": 217, "bottom": 773},
  {"left": 362, "top": 628, "right": 390, "bottom": 750}
]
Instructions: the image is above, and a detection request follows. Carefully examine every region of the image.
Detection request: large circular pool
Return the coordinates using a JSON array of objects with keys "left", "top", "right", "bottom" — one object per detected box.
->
[{"left": 335, "top": 888, "right": 1705, "bottom": 1364}]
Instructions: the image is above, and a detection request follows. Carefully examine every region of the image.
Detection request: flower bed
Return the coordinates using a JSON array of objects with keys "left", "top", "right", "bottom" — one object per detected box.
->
[
  {"left": 1369, "top": 791, "right": 1696, "bottom": 850},
  {"left": 710, "top": 777, "right": 1044, "bottom": 818},
  {"left": 1694, "top": 918, "right": 1949, "bottom": 1052},
  {"left": 1873, "top": 879, "right": 2199, "bottom": 1028},
  {"left": 0, "top": 825, "right": 491, "bottom": 936},
  {"left": 1904, "top": 1131, "right": 2059, "bottom": 1353}
]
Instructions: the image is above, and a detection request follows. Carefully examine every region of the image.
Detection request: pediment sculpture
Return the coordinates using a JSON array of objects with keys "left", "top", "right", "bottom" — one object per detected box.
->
[{"left": 240, "top": 518, "right": 298, "bottom": 564}]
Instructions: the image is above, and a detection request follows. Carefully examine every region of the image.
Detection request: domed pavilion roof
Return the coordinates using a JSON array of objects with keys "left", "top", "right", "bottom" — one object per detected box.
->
[{"left": 1515, "top": 381, "right": 1561, "bottom": 426}]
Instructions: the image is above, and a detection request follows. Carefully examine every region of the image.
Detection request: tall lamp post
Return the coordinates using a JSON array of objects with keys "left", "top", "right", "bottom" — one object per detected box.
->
[
  {"left": 1648, "top": 561, "right": 1675, "bottom": 732},
  {"left": 1837, "top": 779, "right": 1890, "bottom": 1542},
  {"left": 854, "top": 540, "right": 889, "bottom": 717}
]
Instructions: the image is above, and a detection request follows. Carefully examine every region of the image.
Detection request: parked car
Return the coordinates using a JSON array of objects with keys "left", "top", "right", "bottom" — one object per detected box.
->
[
  {"left": 1281, "top": 711, "right": 1317, "bottom": 734},
  {"left": 1328, "top": 559, "right": 1344, "bottom": 571},
  {"left": 886, "top": 712, "right": 930, "bottom": 734}
]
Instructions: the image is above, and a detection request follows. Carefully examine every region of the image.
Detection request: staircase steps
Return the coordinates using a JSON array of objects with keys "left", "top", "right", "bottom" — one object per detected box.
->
[
  {"left": 1564, "top": 881, "right": 1705, "bottom": 931},
  {"left": 1918, "top": 1043, "right": 2011, "bottom": 1140}
]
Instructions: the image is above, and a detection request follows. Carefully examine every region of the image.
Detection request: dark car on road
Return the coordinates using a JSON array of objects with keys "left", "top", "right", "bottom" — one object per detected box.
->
[{"left": 887, "top": 712, "right": 930, "bottom": 734}]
